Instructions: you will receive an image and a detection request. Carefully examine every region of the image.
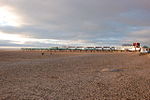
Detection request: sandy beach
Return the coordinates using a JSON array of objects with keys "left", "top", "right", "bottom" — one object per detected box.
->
[{"left": 0, "top": 51, "right": 150, "bottom": 100}]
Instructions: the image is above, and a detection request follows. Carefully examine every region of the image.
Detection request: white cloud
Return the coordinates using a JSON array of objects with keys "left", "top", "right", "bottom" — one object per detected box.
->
[{"left": 0, "top": 6, "right": 24, "bottom": 27}]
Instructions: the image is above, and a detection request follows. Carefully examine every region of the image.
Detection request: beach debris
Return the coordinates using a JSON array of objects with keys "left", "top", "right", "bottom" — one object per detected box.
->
[
  {"left": 101, "top": 68, "right": 110, "bottom": 72},
  {"left": 101, "top": 68, "right": 123, "bottom": 72},
  {"left": 41, "top": 52, "right": 44, "bottom": 55},
  {"left": 110, "top": 69, "right": 123, "bottom": 72},
  {"left": 51, "top": 76, "right": 59, "bottom": 79}
]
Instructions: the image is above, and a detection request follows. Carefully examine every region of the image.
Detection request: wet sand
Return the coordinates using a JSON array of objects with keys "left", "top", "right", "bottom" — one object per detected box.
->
[{"left": 0, "top": 51, "right": 150, "bottom": 100}]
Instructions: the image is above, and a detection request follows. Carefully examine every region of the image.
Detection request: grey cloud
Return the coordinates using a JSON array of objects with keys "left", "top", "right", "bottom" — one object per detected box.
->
[
  {"left": 0, "top": 40, "right": 56, "bottom": 47},
  {"left": 0, "top": 0, "right": 150, "bottom": 46}
]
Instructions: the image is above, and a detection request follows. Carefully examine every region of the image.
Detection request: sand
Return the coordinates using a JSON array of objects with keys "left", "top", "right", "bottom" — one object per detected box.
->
[{"left": 0, "top": 51, "right": 150, "bottom": 100}]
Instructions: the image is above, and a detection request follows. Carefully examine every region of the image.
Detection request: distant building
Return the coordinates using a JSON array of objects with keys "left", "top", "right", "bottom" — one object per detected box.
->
[
  {"left": 95, "top": 47, "right": 103, "bottom": 50},
  {"left": 116, "top": 43, "right": 141, "bottom": 51},
  {"left": 140, "top": 47, "right": 150, "bottom": 53},
  {"left": 133, "top": 43, "right": 140, "bottom": 48},
  {"left": 122, "top": 44, "right": 133, "bottom": 46},
  {"left": 68, "top": 46, "right": 76, "bottom": 50},
  {"left": 85, "top": 47, "right": 95, "bottom": 50},
  {"left": 103, "top": 46, "right": 111, "bottom": 51},
  {"left": 116, "top": 46, "right": 135, "bottom": 51},
  {"left": 76, "top": 46, "right": 85, "bottom": 50}
]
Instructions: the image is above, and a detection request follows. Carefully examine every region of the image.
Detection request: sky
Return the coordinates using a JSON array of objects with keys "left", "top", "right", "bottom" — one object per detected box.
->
[{"left": 0, "top": 0, "right": 150, "bottom": 47}]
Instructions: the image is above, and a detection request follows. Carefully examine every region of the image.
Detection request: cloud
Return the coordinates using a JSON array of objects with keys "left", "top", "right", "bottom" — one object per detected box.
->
[
  {"left": 0, "top": 6, "right": 25, "bottom": 27},
  {"left": 0, "top": 31, "right": 94, "bottom": 46},
  {"left": 0, "top": 0, "right": 150, "bottom": 47},
  {"left": 124, "top": 28, "right": 150, "bottom": 46}
]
